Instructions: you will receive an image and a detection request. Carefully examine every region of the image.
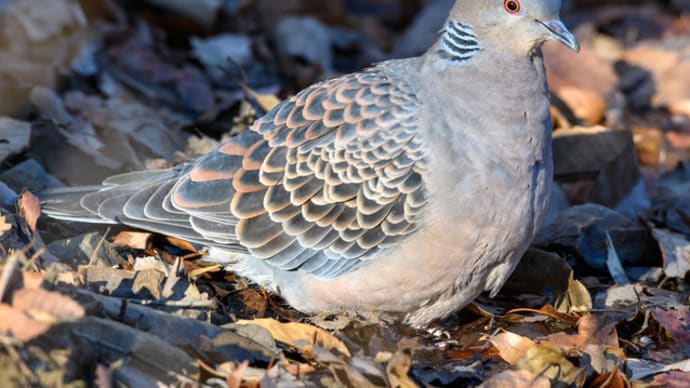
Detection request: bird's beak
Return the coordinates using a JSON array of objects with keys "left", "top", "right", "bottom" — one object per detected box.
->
[{"left": 538, "top": 19, "right": 580, "bottom": 52}]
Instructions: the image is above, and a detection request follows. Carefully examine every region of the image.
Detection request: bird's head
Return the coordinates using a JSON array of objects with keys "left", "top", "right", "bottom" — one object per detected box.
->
[{"left": 448, "top": 0, "right": 579, "bottom": 56}]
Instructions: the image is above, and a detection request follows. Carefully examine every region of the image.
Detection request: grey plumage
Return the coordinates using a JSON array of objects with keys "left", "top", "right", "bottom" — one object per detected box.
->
[{"left": 41, "top": 0, "right": 579, "bottom": 326}]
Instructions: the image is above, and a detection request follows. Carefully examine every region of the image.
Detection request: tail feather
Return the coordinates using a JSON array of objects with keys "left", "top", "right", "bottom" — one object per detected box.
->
[
  {"left": 42, "top": 184, "right": 216, "bottom": 245},
  {"left": 39, "top": 167, "right": 246, "bottom": 252},
  {"left": 39, "top": 186, "right": 116, "bottom": 223},
  {"left": 39, "top": 169, "right": 177, "bottom": 224}
]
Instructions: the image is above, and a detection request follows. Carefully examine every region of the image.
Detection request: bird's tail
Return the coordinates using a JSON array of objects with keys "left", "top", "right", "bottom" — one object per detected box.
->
[
  {"left": 39, "top": 185, "right": 112, "bottom": 223},
  {"left": 39, "top": 170, "right": 176, "bottom": 224}
]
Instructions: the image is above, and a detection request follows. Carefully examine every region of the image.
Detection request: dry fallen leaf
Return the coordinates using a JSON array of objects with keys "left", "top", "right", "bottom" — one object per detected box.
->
[
  {"left": 544, "top": 30, "right": 618, "bottom": 98},
  {"left": 236, "top": 318, "right": 351, "bottom": 357},
  {"left": 386, "top": 338, "right": 418, "bottom": 388},
  {"left": 543, "top": 315, "right": 619, "bottom": 350},
  {"left": 164, "top": 236, "right": 199, "bottom": 253},
  {"left": 554, "top": 272, "right": 593, "bottom": 315},
  {"left": 0, "top": 214, "right": 11, "bottom": 237},
  {"left": 481, "top": 369, "right": 550, "bottom": 388},
  {"left": 0, "top": 303, "right": 52, "bottom": 341},
  {"left": 506, "top": 305, "right": 580, "bottom": 325},
  {"left": 281, "top": 362, "right": 317, "bottom": 377},
  {"left": 651, "top": 308, "right": 690, "bottom": 347},
  {"left": 633, "top": 126, "right": 663, "bottom": 167},
  {"left": 12, "top": 288, "right": 85, "bottom": 321},
  {"left": 556, "top": 86, "right": 607, "bottom": 125},
  {"left": 241, "top": 84, "right": 281, "bottom": 112},
  {"left": 516, "top": 342, "right": 585, "bottom": 386},
  {"left": 113, "top": 231, "right": 151, "bottom": 250},
  {"left": 651, "top": 228, "right": 690, "bottom": 279},
  {"left": 544, "top": 30, "right": 618, "bottom": 124},
  {"left": 227, "top": 360, "right": 249, "bottom": 388},
  {"left": 650, "top": 371, "right": 690, "bottom": 387},
  {"left": 623, "top": 44, "right": 690, "bottom": 117},
  {"left": 589, "top": 368, "right": 628, "bottom": 388},
  {"left": 16, "top": 190, "right": 41, "bottom": 233},
  {"left": 490, "top": 331, "right": 536, "bottom": 365}
]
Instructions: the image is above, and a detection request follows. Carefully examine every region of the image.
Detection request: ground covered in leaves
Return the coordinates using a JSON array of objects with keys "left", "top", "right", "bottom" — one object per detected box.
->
[{"left": 1, "top": 0, "right": 690, "bottom": 386}]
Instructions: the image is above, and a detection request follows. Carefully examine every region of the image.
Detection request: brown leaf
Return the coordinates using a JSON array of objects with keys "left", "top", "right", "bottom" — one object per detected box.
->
[
  {"left": 113, "top": 231, "right": 151, "bottom": 250},
  {"left": 490, "top": 331, "right": 536, "bottom": 365},
  {"left": 542, "top": 315, "right": 619, "bottom": 350},
  {"left": 386, "top": 338, "right": 418, "bottom": 388},
  {"left": 666, "top": 129, "right": 690, "bottom": 151},
  {"left": 540, "top": 316, "right": 624, "bottom": 376},
  {"left": 633, "top": 126, "right": 663, "bottom": 167},
  {"left": 227, "top": 360, "right": 248, "bottom": 388},
  {"left": 0, "top": 303, "right": 51, "bottom": 341},
  {"left": 590, "top": 368, "right": 628, "bottom": 388},
  {"left": 281, "top": 362, "right": 316, "bottom": 376},
  {"left": 544, "top": 28, "right": 618, "bottom": 98},
  {"left": 650, "top": 371, "right": 690, "bottom": 387},
  {"left": 0, "top": 214, "right": 11, "bottom": 237},
  {"left": 482, "top": 370, "right": 550, "bottom": 388},
  {"left": 557, "top": 86, "right": 607, "bottom": 125},
  {"left": 232, "top": 288, "right": 268, "bottom": 318},
  {"left": 516, "top": 342, "right": 585, "bottom": 386},
  {"left": 554, "top": 271, "right": 593, "bottom": 315},
  {"left": 544, "top": 27, "right": 618, "bottom": 124},
  {"left": 506, "top": 305, "right": 580, "bottom": 325},
  {"left": 241, "top": 84, "right": 281, "bottom": 113},
  {"left": 16, "top": 189, "right": 40, "bottom": 232},
  {"left": 0, "top": 259, "right": 45, "bottom": 305},
  {"left": 12, "top": 288, "right": 85, "bottom": 321},
  {"left": 164, "top": 236, "right": 198, "bottom": 252},
  {"left": 623, "top": 44, "right": 690, "bottom": 117},
  {"left": 236, "top": 318, "right": 351, "bottom": 357}
]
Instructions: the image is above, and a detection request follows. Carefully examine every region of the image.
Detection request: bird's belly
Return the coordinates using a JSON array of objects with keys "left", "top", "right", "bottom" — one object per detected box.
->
[{"left": 293, "top": 159, "right": 550, "bottom": 325}]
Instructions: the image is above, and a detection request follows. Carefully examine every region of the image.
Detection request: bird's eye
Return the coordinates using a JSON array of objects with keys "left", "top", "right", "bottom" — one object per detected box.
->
[{"left": 504, "top": 0, "right": 521, "bottom": 14}]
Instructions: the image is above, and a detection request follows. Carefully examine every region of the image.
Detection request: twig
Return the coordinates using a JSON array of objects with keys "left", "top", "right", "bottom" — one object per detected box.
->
[{"left": 89, "top": 227, "right": 111, "bottom": 266}]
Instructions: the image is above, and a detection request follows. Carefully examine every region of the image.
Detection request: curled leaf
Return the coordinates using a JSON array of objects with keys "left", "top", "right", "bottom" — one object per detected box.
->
[{"left": 236, "top": 318, "right": 350, "bottom": 357}]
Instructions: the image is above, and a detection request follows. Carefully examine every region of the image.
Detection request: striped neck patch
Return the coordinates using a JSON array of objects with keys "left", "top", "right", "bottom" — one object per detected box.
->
[{"left": 438, "top": 21, "right": 482, "bottom": 64}]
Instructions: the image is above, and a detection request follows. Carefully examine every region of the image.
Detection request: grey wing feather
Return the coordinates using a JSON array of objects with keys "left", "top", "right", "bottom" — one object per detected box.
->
[
  {"left": 170, "top": 67, "right": 428, "bottom": 279},
  {"left": 41, "top": 66, "right": 428, "bottom": 279}
]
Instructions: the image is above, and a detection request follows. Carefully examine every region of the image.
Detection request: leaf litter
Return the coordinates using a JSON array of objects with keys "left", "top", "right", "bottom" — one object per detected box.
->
[{"left": 1, "top": 0, "right": 690, "bottom": 386}]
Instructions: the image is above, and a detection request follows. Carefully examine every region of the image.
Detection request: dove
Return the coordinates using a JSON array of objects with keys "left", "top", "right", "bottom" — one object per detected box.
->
[{"left": 41, "top": 0, "right": 579, "bottom": 326}]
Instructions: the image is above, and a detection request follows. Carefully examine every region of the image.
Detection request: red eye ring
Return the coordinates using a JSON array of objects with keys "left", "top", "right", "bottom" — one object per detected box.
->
[{"left": 504, "top": 0, "right": 521, "bottom": 14}]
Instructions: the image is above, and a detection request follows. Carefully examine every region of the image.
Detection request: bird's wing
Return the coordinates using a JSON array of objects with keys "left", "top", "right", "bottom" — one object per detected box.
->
[{"left": 43, "top": 67, "right": 428, "bottom": 278}]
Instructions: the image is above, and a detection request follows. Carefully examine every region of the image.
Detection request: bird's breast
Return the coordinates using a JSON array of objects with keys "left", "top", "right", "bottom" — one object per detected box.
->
[{"left": 417, "top": 81, "right": 554, "bottom": 269}]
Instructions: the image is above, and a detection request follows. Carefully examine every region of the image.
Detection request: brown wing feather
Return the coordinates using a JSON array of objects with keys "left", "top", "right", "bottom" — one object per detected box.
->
[{"left": 171, "top": 68, "right": 427, "bottom": 279}]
